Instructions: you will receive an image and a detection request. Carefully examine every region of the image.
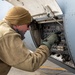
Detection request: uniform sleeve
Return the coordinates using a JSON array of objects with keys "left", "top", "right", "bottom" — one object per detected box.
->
[{"left": 1, "top": 32, "right": 50, "bottom": 72}]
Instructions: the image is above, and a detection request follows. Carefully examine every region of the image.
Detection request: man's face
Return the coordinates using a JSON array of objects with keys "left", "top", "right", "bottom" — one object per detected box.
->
[
  {"left": 13, "top": 24, "right": 30, "bottom": 34},
  {"left": 13, "top": 24, "right": 30, "bottom": 39}
]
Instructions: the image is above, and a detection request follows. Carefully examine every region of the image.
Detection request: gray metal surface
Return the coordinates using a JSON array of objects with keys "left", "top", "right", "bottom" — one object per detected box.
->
[
  {"left": 56, "top": 0, "right": 75, "bottom": 65},
  {"left": 8, "top": 60, "right": 74, "bottom": 75}
]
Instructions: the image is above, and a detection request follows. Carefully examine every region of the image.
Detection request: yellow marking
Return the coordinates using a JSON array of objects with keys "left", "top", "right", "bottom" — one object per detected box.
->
[{"left": 40, "top": 66, "right": 66, "bottom": 71}]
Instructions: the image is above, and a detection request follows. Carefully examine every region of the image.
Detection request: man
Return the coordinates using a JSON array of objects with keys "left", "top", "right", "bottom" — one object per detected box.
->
[{"left": 0, "top": 6, "right": 60, "bottom": 75}]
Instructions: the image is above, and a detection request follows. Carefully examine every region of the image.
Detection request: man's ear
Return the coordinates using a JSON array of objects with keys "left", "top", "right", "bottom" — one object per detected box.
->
[{"left": 13, "top": 25, "right": 18, "bottom": 29}]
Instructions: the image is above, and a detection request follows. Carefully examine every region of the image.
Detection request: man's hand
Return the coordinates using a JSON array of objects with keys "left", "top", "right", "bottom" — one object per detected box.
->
[{"left": 41, "top": 32, "right": 61, "bottom": 49}]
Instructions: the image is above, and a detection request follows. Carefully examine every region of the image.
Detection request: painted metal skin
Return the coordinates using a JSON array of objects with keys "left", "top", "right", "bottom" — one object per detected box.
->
[{"left": 56, "top": 0, "right": 75, "bottom": 65}]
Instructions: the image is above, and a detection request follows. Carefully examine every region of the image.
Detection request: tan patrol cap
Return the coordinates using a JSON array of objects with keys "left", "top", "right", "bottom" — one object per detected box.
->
[{"left": 5, "top": 6, "right": 32, "bottom": 25}]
